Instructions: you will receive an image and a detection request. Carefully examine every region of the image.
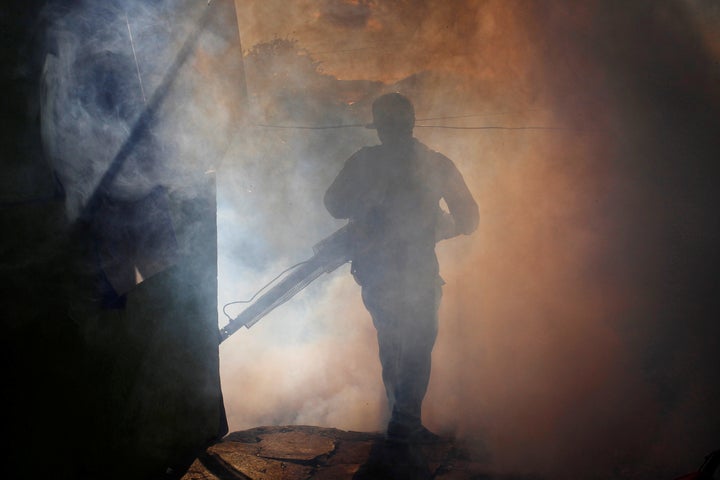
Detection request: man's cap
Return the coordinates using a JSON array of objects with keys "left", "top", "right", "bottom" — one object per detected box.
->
[{"left": 366, "top": 92, "right": 415, "bottom": 130}]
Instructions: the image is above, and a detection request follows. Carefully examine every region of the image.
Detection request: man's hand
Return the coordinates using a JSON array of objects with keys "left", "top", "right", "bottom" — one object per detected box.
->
[{"left": 435, "top": 211, "right": 457, "bottom": 242}]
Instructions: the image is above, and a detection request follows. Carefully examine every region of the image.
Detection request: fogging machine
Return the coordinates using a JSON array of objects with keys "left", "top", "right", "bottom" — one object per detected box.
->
[{"left": 219, "top": 224, "right": 352, "bottom": 343}]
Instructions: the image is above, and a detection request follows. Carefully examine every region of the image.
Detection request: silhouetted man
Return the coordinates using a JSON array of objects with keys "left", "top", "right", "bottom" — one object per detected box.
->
[{"left": 324, "top": 93, "right": 478, "bottom": 443}]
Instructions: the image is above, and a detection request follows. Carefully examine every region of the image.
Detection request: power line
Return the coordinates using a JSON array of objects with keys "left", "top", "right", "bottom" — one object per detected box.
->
[
  {"left": 415, "top": 125, "right": 566, "bottom": 131},
  {"left": 252, "top": 123, "right": 366, "bottom": 130},
  {"left": 248, "top": 108, "right": 563, "bottom": 131},
  {"left": 250, "top": 122, "right": 569, "bottom": 131},
  {"left": 417, "top": 110, "right": 548, "bottom": 121}
]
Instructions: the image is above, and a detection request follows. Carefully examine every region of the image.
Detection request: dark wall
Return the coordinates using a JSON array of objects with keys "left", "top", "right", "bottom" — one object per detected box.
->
[{"left": 1, "top": 2, "right": 235, "bottom": 478}]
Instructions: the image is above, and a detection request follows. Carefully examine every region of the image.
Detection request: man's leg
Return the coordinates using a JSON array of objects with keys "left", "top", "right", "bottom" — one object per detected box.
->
[
  {"left": 361, "top": 284, "right": 402, "bottom": 415},
  {"left": 362, "top": 280, "right": 441, "bottom": 440},
  {"left": 390, "top": 305, "right": 437, "bottom": 429}
]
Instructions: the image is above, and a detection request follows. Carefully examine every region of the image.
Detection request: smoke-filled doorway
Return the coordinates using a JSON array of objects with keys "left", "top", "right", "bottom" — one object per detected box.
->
[{"left": 217, "top": 2, "right": 720, "bottom": 480}]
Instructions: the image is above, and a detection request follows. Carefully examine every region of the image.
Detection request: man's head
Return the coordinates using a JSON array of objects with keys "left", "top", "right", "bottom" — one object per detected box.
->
[{"left": 369, "top": 93, "right": 415, "bottom": 145}]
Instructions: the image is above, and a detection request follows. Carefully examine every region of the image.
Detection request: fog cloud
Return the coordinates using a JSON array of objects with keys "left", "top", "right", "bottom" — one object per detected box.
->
[{"left": 37, "top": 1, "right": 717, "bottom": 477}]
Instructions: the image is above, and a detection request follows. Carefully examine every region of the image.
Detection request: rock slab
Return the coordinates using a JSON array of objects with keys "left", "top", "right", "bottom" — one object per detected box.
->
[{"left": 181, "top": 425, "right": 541, "bottom": 480}]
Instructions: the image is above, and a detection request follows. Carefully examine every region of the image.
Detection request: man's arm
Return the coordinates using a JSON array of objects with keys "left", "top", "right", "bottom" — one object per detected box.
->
[
  {"left": 441, "top": 160, "right": 479, "bottom": 237},
  {"left": 324, "top": 156, "right": 358, "bottom": 219}
]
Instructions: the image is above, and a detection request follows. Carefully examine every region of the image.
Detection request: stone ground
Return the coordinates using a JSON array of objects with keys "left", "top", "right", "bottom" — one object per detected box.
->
[{"left": 180, "top": 425, "right": 543, "bottom": 480}]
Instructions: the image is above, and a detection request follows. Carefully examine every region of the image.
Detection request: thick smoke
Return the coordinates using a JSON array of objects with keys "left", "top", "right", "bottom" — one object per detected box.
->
[
  {"left": 218, "top": 1, "right": 720, "bottom": 479},
  {"left": 39, "top": 0, "right": 245, "bottom": 319},
  {"left": 41, "top": 0, "right": 243, "bottom": 221}
]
